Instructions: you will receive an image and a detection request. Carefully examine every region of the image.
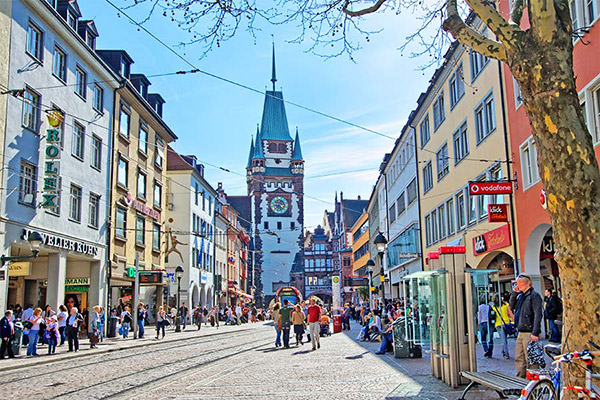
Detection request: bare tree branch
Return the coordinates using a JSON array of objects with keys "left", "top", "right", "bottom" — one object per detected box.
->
[{"left": 342, "top": 0, "right": 388, "bottom": 17}]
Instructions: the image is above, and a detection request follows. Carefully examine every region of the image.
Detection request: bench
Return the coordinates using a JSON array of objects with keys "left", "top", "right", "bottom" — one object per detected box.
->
[{"left": 459, "top": 371, "right": 529, "bottom": 399}]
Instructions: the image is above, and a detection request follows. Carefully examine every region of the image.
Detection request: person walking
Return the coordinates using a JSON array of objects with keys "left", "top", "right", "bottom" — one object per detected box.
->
[
  {"left": 179, "top": 302, "right": 189, "bottom": 330},
  {"left": 235, "top": 303, "right": 243, "bottom": 325},
  {"left": 477, "top": 297, "right": 494, "bottom": 358},
  {"left": 210, "top": 306, "right": 219, "bottom": 328},
  {"left": 137, "top": 303, "right": 147, "bottom": 339},
  {"left": 0, "top": 311, "right": 15, "bottom": 359},
  {"left": 279, "top": 300, "right": 293, "bottom": 348},
  {"left": 194, "top": 306, "right": 202, "bottom": 330},
  {"left": 492, "top": 295, "right": 511, "bottom": 359},
  {"left": 291, "top": 304, "right": 306, "bottom": 346},
  {"left": 510, "top": 274, "right": 543, "bottom": 378},
  {"left": 45, "top": 315, "right": 59, "bottom": 354},
  {"left": 57, "top": 305, "right": 68, "bottom": 346},
  {"left": 544, "top": 289, "right": 562, "bottom": 343},
  {"left": 307, "top": 298, "right": 322, "bottom": 351},
  {"left": 156, "top": 306, "right": 167, "bottom": 339},
  {"left": 90, "top": 306, "right": 102, "bottom": 349},
  {"left": 66, "top": 307, "right": 83, "bottom": 352},
  {"left": 25, "top": 308, "right": 43, "bottom": 356},
  {"left": 272, "top": 303, "right": 282, "bottom": 347},
  {"left": 120, "top": 306, "right": 133, "bottom": 339}
]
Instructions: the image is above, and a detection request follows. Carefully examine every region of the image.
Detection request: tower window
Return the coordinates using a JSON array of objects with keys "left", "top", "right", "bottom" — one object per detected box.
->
[
  {"left": 290, "top": 222, "right": 295, "bottom": 230},
  {"left": 278, "top": 143, "right": 286, "bottom": 152},
  {"left": 264, "top": 221, "right": 269, "bottom": 229},
  {"left": 277, "top": 221, "right": 282, "bottom": 230}
]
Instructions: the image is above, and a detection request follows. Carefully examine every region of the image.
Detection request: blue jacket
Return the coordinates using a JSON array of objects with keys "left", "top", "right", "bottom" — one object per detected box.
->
[{"left": 0, "top": 317, "right": 14, "bottom": 338}]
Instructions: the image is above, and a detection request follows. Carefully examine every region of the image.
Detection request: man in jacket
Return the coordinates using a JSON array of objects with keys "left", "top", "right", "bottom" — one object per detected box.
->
[
  {"left": 66, "top": 307, "right": 84, "bottom": 352},
  {"left": 509, "top": 275, "right": 543, "bottom": 377},
  {"left": 544, "top": 289, "right": 562, "bottom": 343},
  {"left": 0, "top": 311, "right": 15, "bottom": 359}
]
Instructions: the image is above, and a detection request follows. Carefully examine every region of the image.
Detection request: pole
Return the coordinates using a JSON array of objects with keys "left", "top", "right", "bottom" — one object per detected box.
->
[
  {"left": 379, "top": 253, "right": 385, "bottom": 309},
  {"left": 133, "top": 252, "right": 139, "bottom": 339},
  {"left": 175, "top": 277, "right": 181, "bottom": 332},
  {"left": 368, "top": 270, "right": 373, "bottom": 311}
]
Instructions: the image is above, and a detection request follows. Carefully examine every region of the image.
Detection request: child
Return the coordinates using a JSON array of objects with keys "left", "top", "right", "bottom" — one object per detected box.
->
[{"left": 46, "top": 316, "right": 59, "bottom": 355}]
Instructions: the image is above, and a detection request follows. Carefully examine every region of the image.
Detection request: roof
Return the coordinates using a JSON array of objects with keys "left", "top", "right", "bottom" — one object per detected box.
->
[
  {"left": 342, "top": 199, "right": 369, "bottom": 229},
  {"left": 166, "top": 145, "right": 194, "bottom": 171},
  {"left": 291, "top": 128, "right": 303, "bottom": 161},
  {"left": 260, "top": 91, "right": 293, "bottom": 142},
  {"left": 253, "top": 128, "right": 265, "bottom": 159},
  {"left": 226, "top": 196, "right": 251, "bottom": 231},
  {"left": 247, "top": 136, "right": 255, "bottom": 168}
]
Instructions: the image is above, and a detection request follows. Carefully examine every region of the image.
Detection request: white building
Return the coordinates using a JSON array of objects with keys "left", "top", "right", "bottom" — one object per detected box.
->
[
  {"left": 165, "top": 148, "right": 217, "bottom": 308},
  {"left": 0, "top": 0, "right": 119, "bottom": 313}
]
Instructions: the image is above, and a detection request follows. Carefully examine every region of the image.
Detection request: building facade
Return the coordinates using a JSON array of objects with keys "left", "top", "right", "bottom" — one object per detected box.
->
[
  {"left": 0, "top": 0, "right": 118, "bottom": 314},
  {"left": 302, "top": 226, "right": 334, "bottom": 304},
  {"left": 214, "top": 198, "right": 229, "bottom": 307}
]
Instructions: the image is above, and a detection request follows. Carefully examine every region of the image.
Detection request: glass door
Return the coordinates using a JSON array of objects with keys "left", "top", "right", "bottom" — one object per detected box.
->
[{"left": 467, "top": 269, "right": 501, "bottom": 357}]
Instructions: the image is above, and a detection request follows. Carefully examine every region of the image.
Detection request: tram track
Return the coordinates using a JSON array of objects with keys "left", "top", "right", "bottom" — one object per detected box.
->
[{"left": 0, "top": 328, "right": 256, "bottom": 385}]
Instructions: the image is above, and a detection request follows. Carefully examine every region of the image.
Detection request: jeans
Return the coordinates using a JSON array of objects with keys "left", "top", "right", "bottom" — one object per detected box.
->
[
  {"left": 275, "top": 326, "right": 281, "bottom": 346},
  {"left": 156, "top": 321, "right": 165, "bottom": 338},
  {"left": 138, "top": 320, "right": 145, "bottom": 338},
  {"left": 122, "top": 322, "right": 130, "bottom": 338},
  {"left": 378, "top": 332, "right": 392, "bottom": 353},
  {"left": 479, "top": 322, "right": 494, "bottom": 355},
  {"left": 498, "top": 325, "right": 509, "bottom": 357},
  {"left": 58, "top": 326, "right": 66, "bottom": 345},
  {"left": 97, "top": 324, "right": 104, "bottom": 341},
  {"left": 47, "top": 336, "right": 57, "bottom": 354},
  {"left": 26, "top": 330, "right": 39, "bottom": 355},
  {"left": 282, "top": 326, "right": 291, "bottom": 347},
  {"left": 181, "top": 316, "right": 187, "bottom": 330},
  {"left": 548, "top": 319, "right": 560, "bottom": 342}
]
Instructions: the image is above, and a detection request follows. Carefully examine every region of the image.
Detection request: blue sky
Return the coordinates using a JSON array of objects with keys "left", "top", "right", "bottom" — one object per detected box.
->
[{"left": 80, "top": 0, "right": 435, "bottom": 230}]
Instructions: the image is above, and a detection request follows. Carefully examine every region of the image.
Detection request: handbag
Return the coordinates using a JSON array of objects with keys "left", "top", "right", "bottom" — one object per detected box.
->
[
  {"left": 163, "top": 319, "right": 170, "bottom": 327},
  {"left": 90, "top": 331, "right": 100, "bottom": 344},
  {"left": 23, "top": 320, "right": 33, "bottom": 329}
]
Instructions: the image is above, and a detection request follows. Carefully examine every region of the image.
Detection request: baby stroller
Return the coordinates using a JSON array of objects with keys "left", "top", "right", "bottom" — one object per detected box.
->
[{"left": 320, "top": 322, "right": 331, "bottom": 337}]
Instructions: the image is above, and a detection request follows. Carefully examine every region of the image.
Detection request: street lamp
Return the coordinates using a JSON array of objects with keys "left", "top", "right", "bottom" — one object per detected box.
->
[
  {"left": 366, "top": 259, "right": 375, "bottom": 311},
  {"left": 374, "top": 233, "right": 388, "bottom": 306},
  {"left": 1, "top": 231, "right": 44, "bottom": 266},
  {"left": 175, "top": 265, "right": 184, "bottom": 332}
]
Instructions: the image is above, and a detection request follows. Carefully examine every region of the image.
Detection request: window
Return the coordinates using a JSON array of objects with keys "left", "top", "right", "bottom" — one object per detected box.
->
[
  {"left": 19, "top": 161, "right": 37, "bottom": 206},
  {"left": 52, "top": 46, "right": 66, "bottom": 82},
  {"left": 475, "top": 92, "right": 496, "bottom": 143},
  {"left": 456, "top": 191, "right": 466, "bottom": 230},
  {"left": 155, "top": 137, "right": 165, "bottom": 167},
  {"left": 264, "top": 221, "right": 269, "bottom": 230},
  {"left": 423, "top": 161, "right": 433, "bottom": 193},
  {"left": 585, "top": 0, "right": 597, "bottom": 24},
  {"left": 490, "top": 166, "right": 504, "bottom": 204},
  {"left": 119, "top": 107, "right": 130, "bottom": 139},
  {"left": 468, "top": 191, "right": 477, "bottom": 224},
  {"left": 470, "top": 50, "right": 489, "bottom": 81},
  {"left": 137, "top": 170, "right": 147, "bottom": 199},
  {"left": 433, "top": 92, "right": 446, "bottom": 130},
  {"left": 431, "top": 209, "right": 438, "bottom": 242},
  {"left": 91, "top": 135, "right": 101, "bottom": 170},
  {"left": 202, "top": 191, "right": 206, "bottom": 211},
  {"left": 67, "top": 11, "right": 77, "bottom": 30},
  {"left": 116, "top": 207, "right": 127, "bottom": 238},
  {"left": 446, "top": 197, "right": 455, "bottom": 236},
  {"left": 89, "top": 193, "right": 100, "bottom": 228},
  {"left": 513, "top": 77, "right": 523, "bottom": 108},
  {"left": 453, "top": 122, "right": 469, "bottom": 164},
  {"left": 75, "top": 66, "right": 87, "bottom": 99},
  {"left": 570, "top": 0, "right": 580, "bottom": 38},
  {"left": 389, "top": 203, "right": 396, "bottom": 223},
  {"left": 425, "top": 214, "right": 432, "bottom": 247},
  {"left": 138, "top": 123, "right": 148, "bottom": 154},
  {"left": 291, "top": 221, "right": 296, "bottom": 230},
  {"left": 438, "top": 203, "right": 447, "bottom": 240},
  {"left": 26, "top": 21, "right": 43, "bottom": 61},
  {"left": 420, "top": 115, "right": 430, "bottom": 147},
  {"left": 477, "top": 178, "right": 489, "bottom": 219},
  {"left": 22, "top": 88, "right": 40, "bottom": 131},
  {"left": 195, "top": 183, "right": 199, "bottom": 205},
  {"left": 449, "top": 64, "right": 465, "bottom": 108},
  {"left": 117, "top": 156, "right": 128, "bottom": 187},
  {"left": 153, "top": 224, "right": 161, "bottom": 250},
  {"left": 153, "top": 181, "right": 162, "bottom": 208},
  {"left": 436, "top": 143, "right": 449, "bottom": 181},
  {"left": 72, "top": 121, "right": 85, "bottom": 160},
  {"left": 136, "top": 216, "right": 145, "bottom": 245},
  {"left": 591, "top": 87, "right": 600, "bottom": 142},
  {"left": 69, "top": 184, "right": 82, "bottom": 222},
  {"left": 86, "top": 34, "right": 95, "bottom": 49},
  {"left": 277, "top": 221, "right": 282, "bottom": 230},
  {"left": 520, "top": 137, "right": 541, "bottom": 189},
  {"left": 396, "top": 192, "right": 406, "bottom": 216},
  {"left": 93, "top": 84, "right": 103, "bottom": 112},
  {"left": 407, "top": 178, "right": 417, "bottom": 205}
]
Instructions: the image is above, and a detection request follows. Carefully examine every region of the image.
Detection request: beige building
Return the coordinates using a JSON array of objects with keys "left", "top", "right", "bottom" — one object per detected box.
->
[
  {"left": 98, "top": 50, "right": 177, "bottom": 310},
  {"left": 414, "top": 31, "right": 518, "bottom": 289}
]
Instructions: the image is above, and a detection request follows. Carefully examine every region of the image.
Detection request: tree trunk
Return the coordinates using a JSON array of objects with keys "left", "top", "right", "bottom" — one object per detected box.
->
[{"left": 507, "top": 29, "right": 600, "bottom": 396}]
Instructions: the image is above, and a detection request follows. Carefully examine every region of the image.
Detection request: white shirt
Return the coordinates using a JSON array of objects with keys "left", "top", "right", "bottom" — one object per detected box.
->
[
  {"left": 235, "top": 306, "right": 242, "bottom": 315},
  {"left": 21, "top": 308, "right": 34, "bottom": 322},
  {"left": 57, "top": 311, "right": 68, "bottom": 328}
]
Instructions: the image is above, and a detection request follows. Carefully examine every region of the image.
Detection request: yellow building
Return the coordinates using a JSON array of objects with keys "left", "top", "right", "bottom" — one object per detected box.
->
[
  {"left": 100, "top": 51, "right": 177, "bottom": 309},
  {"left": 351, "top": 211, "right": 369, "bottom": 274},
  {"left": 414, "top": 33, "right": 518, "bottom": 290}
]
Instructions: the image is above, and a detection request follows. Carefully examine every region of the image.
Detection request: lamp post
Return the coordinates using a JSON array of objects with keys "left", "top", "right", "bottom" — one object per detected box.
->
[
  {"left": 366, "top": 259, "right": 375, "bottom": 311},
  {"left": 374, "top": 233, "right": 388, "bottom": 306},
  {"left": 175, "top": 265, "right": 184, "bottom": 332},
  {"left": 1, "top": 231, "right": 44, "bottom": 267}
]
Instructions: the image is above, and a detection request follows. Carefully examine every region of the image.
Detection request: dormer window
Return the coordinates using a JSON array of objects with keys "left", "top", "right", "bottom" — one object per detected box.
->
[
  {"left": 86, "top": 34, "right": 95, "bottom": 49},
  {"left": 67, "top": 11, "right": 77, "bottom": 30},
  {"left": 120, "top": 59, "right": 129, "bottom": 79},
  {"left": 139, "top": 81, "right": 147, "bottom": 98}
]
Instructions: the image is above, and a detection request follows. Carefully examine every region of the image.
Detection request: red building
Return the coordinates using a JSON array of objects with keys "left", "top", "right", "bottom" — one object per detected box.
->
[{"left": 500, "top": 2, "right": 600, "bottom": 295}]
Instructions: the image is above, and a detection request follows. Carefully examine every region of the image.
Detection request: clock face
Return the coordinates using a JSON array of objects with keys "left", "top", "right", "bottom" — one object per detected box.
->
[{"left": 270, "top": 196, "right": 289, "bottom": 214}]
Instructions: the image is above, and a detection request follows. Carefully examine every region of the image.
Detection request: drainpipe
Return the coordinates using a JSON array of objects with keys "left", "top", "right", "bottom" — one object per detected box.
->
[{"left": 411, "top": 126, "right": 425, "bottom": 271}]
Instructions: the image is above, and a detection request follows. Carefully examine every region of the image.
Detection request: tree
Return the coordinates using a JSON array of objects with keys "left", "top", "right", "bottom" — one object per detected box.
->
[{"left": 129, "top": 0, "right": 599, "bottom": 392}]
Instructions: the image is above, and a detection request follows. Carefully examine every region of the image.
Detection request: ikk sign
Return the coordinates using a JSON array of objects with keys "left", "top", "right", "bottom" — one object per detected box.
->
[
  {"left": 469, "top": 181, "right": 513, "bottom": 195},
  {"left": 488, "top": 204, "right": 508, "bottom": 223},
  {"left": 473, "top": 224, "right": 512, "bottom": 256}
]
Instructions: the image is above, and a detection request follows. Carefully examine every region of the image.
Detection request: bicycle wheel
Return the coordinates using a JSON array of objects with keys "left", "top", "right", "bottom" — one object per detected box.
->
[{"left": 524, "top": 379, "right": 556, "bottom": 400}]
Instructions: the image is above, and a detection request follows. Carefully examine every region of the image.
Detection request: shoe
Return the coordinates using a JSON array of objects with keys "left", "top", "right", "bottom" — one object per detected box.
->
[
  {"left": 503, "top": 355, "right": 510, "bottom": 360},
  {"left": 312, "top": 347, "right": 316, "bottom": 351},
  {"left": 317, "top": 343, "right": 320, "bottom": 349},
  {"left": 375, "top": 352, "right": 385, "bottom": 355}
]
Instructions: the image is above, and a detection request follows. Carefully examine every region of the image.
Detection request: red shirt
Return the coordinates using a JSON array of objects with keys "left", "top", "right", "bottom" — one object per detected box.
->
[{"left": 307, "top": 305, "right": 321, "bottom": 323}]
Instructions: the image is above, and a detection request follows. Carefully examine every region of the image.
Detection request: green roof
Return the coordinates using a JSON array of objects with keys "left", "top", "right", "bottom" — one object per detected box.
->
[
  {"left": 292, "top": 129, "right": 303, "bottom": 161},
  {"left": 260, "top": 91, "right": 293, "bottom": 142}
]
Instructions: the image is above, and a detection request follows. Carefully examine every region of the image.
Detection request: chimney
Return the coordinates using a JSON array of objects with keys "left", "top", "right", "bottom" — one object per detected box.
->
[
  {"left": 218, "top": 182, "right": 223, "bottom": 191},
  {"left": 357, "top": 195, "right": 361, "bottom": 200}
]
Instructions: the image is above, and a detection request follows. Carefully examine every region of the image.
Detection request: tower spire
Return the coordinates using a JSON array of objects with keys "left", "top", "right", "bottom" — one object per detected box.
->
[{"left": 271, "top": 42, "right": 277, "bottom": 92}]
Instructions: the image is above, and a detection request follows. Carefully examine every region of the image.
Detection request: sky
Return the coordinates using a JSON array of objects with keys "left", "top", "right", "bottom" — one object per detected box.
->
[{"left": 79, "top": 0, "right": 438, "bottom": 230}]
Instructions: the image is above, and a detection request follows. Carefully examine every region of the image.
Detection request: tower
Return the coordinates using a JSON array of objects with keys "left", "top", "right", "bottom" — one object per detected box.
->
[{"left": 246, "top": 45, "right": 305, "bottom": 303}]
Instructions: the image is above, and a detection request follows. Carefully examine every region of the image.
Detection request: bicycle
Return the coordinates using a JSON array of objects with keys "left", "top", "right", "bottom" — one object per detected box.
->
[{"left": 520, "top": 340, "right": 600, "bottom": 399}]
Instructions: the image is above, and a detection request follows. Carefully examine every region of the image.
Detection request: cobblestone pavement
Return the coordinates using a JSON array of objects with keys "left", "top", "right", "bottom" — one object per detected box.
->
[{"left": 1, "top": 321, "right": 533, "bottom": 400}]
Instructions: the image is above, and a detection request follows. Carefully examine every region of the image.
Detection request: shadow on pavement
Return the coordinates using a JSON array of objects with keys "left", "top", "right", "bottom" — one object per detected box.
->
[{"left": 345, "top": 351, "right": 369, "bottom": 360}]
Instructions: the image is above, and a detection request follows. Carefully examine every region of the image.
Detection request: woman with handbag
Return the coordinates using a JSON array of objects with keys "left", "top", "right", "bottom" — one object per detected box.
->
[
  {"left": 291, "top": 304, "right": 306, "bottom": 346},
  {"left": 120, "top": 306, "right": 133, "bottom": 339},
  {"left": 90, "top": 306, "right": 103, "bottom": 349},
  {"left": 493, "top": 294, "right": 514, "bottom": 359},
  {"left": 25, "top": 308, "right": 43, "bottom": 356}
]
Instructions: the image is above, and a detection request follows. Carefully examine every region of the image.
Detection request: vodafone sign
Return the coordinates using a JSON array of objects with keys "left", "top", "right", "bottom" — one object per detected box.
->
[{"left": 469, "top": 181, "right": 513, "bottom": 195}]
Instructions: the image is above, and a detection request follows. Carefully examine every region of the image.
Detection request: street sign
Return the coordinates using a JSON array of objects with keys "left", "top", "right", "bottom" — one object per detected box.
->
[
  {"left": 469, "top": 181, "right": 513, "bottom": 195},
  {"left": 488, "top": 204, "right": 508, "bottom": 223}
]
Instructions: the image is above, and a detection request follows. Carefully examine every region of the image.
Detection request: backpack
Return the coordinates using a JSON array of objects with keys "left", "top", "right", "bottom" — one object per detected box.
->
[
  {"left": 123, "top": 313, "right": 132, "bottom": 324},
  {"left": 488, "top": 306, "right": 497, "bottom": 326}
]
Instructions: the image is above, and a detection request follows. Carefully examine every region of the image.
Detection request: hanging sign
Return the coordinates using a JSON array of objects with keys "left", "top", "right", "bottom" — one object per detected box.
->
[
  {"left": 469, "top": 181, "right": 513, "bottom": 195},
  {"left": 41, "top": 111, "right": 64, "bottom": 208},
  {"left": 488, "top": 204, "right": 509, "bottom": 223},
  {"left": 473, "top": 224, "right": 512, "bottom": 256},
  {"left": 540, "top": 189, "right": 548, "bottom": 209},
  {"left": 9, "top": 262, "right": 31, "bottom": 276}
]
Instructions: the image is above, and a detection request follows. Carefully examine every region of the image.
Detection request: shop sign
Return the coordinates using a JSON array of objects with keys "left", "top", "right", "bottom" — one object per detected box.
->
[
  {"left": 488, "top": 204, "right": 508, "bottom": 223},
  {"left": 540, "top": 236, "right": 555, "bottom": 259},
  {"left": 139, "top": 271, "right": 163, "bottom": 284},
  {"left": 42, "top": 278, "right": 90, "bottom": 286},
  {"left": 65, "top": 285, "right": 88, "bottom": 292},
  {"left": 427, "top": 252, "right": 440, "bottom": 260},
  {"left": 122, "top": 193, "right": 160, "bottom": 221},
  {"left": 22, "top": 229, "right": 99, "bottom": 257},
  {"left": 439, "top": 246, "right": 466, "bottom": 254},
  {"left": 469, "top": 181, "right": 513, "bottom": 195},
  {"left": 473, "top": 224, "right": 512, "bottom": 256},
  {"left": 540, "top": 189, "right": 548, "bottom": 209},
  {"left": 201, "top": 272, "right": 208, "bottom": 284},
  {"left": 9, "top": 262, "right": 31, "bottom": 276},
  {"left": 41, "top": 112, "right": 63, "bottom": 209}
]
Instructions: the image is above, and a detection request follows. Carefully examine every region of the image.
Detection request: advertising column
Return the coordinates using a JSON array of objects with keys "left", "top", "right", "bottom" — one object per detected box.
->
[{"left": 332, "top": 274, "right": 341, "bottom": 311}]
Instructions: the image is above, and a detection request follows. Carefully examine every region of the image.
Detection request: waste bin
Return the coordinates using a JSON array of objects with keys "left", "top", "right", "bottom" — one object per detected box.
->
[
  {"left": 11, "top": 322, "right": 23, "bottom": 356},
  {"left": 107, "top": 315, "right": 118, "bottom": 338},
  {"left": 392, "top": 317, "right": 422, "bottom": 358},
  {"left": 333, "top": 315, "right": 342, "bottom": 333}
]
